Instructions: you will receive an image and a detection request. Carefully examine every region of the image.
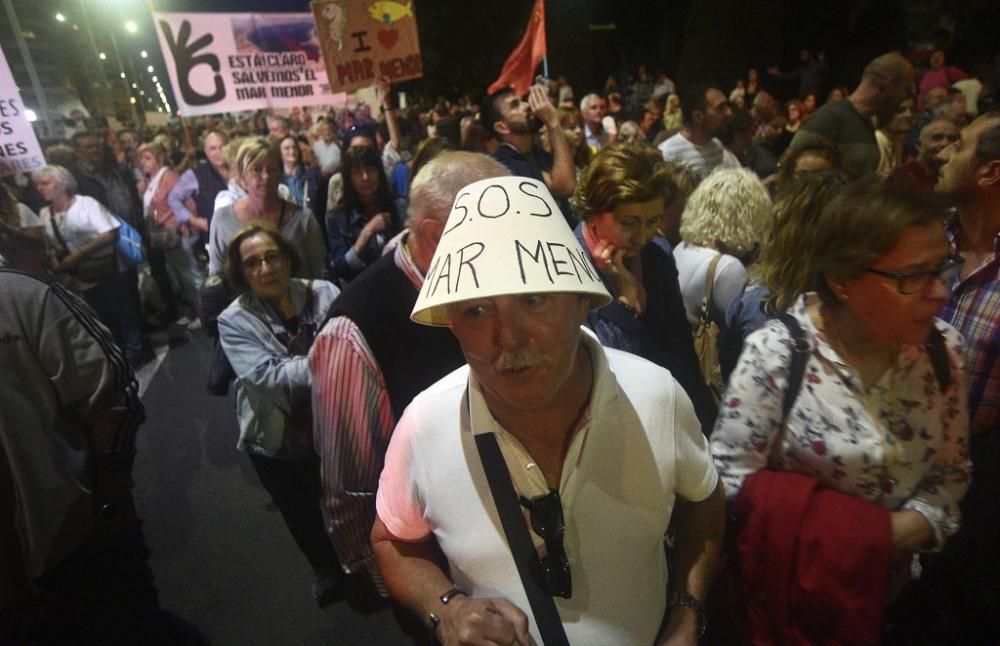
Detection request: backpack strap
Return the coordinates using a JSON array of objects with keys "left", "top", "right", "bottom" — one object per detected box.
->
[
  {"left": 926, "top": 326, "right": 951, "bottom": 393},
  {"left": 775, "top": 313, "right": 810, "bottom": 423}
]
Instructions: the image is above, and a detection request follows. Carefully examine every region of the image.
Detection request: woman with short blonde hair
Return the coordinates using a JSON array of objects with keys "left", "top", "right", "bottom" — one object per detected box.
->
[
  {"left": 207, "top": 137, "right": 326, "bottom": 278},
  {"left": 674, "top": 167, "right": 772, "bottom": 327}
]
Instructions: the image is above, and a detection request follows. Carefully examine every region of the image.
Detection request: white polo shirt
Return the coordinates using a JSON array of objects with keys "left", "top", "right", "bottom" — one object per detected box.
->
[{"left": 377, "top": 329, "right": 718, "bottom": 645}]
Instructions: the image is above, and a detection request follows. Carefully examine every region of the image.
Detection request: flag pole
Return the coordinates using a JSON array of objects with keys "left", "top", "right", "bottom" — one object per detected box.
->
[{"left": 541, "top": 0, "right": 548, "bottom": 78}]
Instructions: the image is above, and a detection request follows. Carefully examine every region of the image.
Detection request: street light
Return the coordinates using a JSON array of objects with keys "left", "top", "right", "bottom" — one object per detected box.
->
[
  {"left": 140, "top": 50, "right": 148, "bottom": 58},
  {"left": 130, "top": 97, "right": 136, "bottom": 104},
  {"left": 55, "top": 13, "right": 66, "bottom": 22},
  {"left": 25, "top": 109, "right": 38, "bottom": 122},
  {"left": 146, "top": 65, "right": 154, "bottom": 73},
  {"left": 99, "top": 52, "right": 107, "bottom": 60},
  {"left": 124, "top": 20, "right": 137, "bottom": 34},
  {"left": 120, "top": 72, "right": 126, "bottom": 79},
  {"left": 151, "top": 75, "right": 157, "bottom": 82}
]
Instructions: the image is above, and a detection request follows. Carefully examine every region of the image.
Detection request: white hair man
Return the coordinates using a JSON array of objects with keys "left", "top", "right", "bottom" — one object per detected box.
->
[
  {"left": 580, "top": 93, "right": 610, "bottom": 152},
  {"left": 371, "top": 177, "right": 726, "bottom": 644},
  {"left": 309, "top": 152, "right": 510, "bottom": 593}
]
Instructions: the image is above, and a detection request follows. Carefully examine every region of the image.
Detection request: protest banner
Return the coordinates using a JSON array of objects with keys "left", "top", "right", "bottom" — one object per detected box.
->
[
  {"left": 311, "top": 0, "right": 423, "bottom": 94},
  {"left": 153, "top": 11, "right": 347, "bottom": 117},
  {"left": 0, "top": 45, "right": 45, "bottom": 177}
]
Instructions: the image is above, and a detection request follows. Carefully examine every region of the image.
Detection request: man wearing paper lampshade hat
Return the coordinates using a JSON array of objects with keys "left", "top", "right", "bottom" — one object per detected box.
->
[{"left": 371, "top": 176, "right": 726, "bottom": 645}]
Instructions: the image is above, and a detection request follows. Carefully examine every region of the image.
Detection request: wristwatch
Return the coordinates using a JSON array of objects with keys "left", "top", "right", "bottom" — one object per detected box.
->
[{"left": 673, "top": 592, "right": 707, "bottom": 638}]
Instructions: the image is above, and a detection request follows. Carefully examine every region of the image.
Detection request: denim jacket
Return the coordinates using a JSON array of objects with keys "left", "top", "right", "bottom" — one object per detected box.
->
[{"left": 218, "top": 278, "right": 340, "bottom": 458}]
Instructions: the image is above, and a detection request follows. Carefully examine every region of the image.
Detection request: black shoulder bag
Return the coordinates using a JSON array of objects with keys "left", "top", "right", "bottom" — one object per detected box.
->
[{"left": 48, "top": 215, "right": 118, "bottom": 283}]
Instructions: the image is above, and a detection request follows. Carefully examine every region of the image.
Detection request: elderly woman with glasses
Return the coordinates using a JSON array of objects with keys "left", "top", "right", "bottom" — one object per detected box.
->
[
  {"left": 710, "top": 179, "right": 971, "bottom": 643},
  {"left": 217, "top": 223, "right": 343, "bottom": 605}
]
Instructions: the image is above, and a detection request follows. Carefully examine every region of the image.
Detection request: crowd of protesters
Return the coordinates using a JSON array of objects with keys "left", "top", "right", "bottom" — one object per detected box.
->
[{"left": 2, "top": 34, "right": 1000, "bottom": 645}]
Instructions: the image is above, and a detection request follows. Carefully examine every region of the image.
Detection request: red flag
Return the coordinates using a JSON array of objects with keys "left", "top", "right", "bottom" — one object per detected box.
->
[{"left": 487, "top": 0, "right": 546, "bottom": 97}]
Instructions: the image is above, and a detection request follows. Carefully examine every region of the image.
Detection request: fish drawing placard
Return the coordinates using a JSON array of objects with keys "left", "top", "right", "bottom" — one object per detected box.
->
[{"left": 311, "top": 0, "right": 423, "bottom": 94}]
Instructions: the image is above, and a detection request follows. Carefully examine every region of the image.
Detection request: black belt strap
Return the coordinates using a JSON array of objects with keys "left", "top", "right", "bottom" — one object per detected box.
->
[{"left": 474, "top": 433, "right": 570, "bottom": 646}]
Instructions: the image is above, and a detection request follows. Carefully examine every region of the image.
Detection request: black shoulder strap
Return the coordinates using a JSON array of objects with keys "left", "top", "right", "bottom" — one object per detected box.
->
[
  {"left": 927, "top": 327, "right": 952, "bottom": 392},
  {"left": 775, "top": 313, "right": 809, "bottom": 422},
  {"left": 474, "top": 432, "right": 570, "bottom": 646},
  {"left": 48, "top": 214, "right": 70, "bottom": 255}
]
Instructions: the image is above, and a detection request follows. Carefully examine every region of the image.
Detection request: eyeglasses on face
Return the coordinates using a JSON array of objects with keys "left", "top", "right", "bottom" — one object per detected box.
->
[
  {"left": 866, "top": 254, "right": 964, "bottom": 295},
  {"left": 242, "top": 250, "right": 285, "bottom": 274},
  {"left": 520, "top": 490, "right": 572, "bottom": 599}
]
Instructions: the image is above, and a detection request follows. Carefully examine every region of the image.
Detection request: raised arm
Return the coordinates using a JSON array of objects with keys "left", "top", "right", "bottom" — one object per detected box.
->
[{"left": 529, "top": 85, "right": 575, "bottom": 197}]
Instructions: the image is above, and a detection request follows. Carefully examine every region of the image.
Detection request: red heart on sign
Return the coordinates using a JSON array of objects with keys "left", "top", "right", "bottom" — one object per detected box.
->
[{"left": 377, "top": 28, "right": 398, "bottom": 49}]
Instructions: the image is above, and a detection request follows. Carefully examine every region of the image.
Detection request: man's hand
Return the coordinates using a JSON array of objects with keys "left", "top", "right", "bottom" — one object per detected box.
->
[
  {"left": 437, "top": 595, "right": 532, "bottom": 646},
  {"left": 527, "top": 85, "right": 558, "bottom": 130},
  {"left": 375, "top": 77, "right": 393, "bottom": 109}
]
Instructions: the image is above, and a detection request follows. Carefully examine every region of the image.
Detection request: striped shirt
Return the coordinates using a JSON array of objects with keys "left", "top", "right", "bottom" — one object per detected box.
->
[
  {"left": 309, "top": 240, "right": 424, "bottom": 590},
  {"left": 941, "top": 227, "right": 1000, "bottom": 435}
]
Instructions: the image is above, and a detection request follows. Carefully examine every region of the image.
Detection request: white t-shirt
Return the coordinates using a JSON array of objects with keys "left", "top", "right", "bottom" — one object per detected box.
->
[
  {"left": 312, "top": 139, "right": 342, "bottom": 176},
  {"left": 657, "top": 132, "right": 740, "bottom": 181},
  {"left": 673, "top": 241, "right": 747, "bottom": 326},
  {"left": 376, "top": 329, "right": 718, "bottom": 645},
  {"left": 40, "top": 195, "right": 119, "bottom": 254},
  {"left": 16, "top": 203, "right": 42, "bottom": 229}
]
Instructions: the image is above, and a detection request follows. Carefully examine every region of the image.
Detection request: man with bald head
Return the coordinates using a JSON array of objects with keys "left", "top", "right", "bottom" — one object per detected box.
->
[
  {"left": 309, "top": 152, "right": 510, "bottom": 593},
  {"left": 789, "top": 51, "right": 915, "bottom": 177},
  {"left": 889, "top": 118, "right": 960, "bottom": 191}
]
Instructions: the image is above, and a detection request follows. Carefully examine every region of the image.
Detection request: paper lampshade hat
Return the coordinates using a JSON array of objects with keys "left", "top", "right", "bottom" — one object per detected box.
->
[{"left": 411, "top": 176, "right": 612, "bottom": 326}]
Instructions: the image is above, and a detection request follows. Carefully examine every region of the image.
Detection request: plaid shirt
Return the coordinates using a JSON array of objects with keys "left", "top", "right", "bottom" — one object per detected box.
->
[{"left": 941, "top": 225, "right": 1000, "bottom": 435}]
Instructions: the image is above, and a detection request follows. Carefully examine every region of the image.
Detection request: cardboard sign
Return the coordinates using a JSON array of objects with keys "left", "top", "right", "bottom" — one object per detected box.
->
[
  {"left": 153, "top": 11, "right": 347, "bottom": 117},
  {"left": 411, "top": 177, "right": 611, "bottom": 326},
  {"left": 311, "top": 0, "right": 423, "bottom": 94},
  {"left": 0, "top": 45, "right": 45, "bottom": 177}
]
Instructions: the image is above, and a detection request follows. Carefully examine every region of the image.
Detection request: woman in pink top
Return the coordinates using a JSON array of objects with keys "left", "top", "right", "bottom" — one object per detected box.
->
[{"left": 918, "top": 51, "right": 967, "bottom": 108}]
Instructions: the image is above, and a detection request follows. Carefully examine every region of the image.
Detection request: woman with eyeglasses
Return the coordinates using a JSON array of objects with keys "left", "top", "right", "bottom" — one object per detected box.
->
[
  {"left": 710, "top": 179, "right": 971, "bottom": 643},
  {"left": 208, "top": 137, "right": 326, "bottom": 280},
  {"left": 217, "top": 223, "right": 344, "bottom": 605},
  {"left": 325, "top": 145, "right": 403, "bottom": 284}
]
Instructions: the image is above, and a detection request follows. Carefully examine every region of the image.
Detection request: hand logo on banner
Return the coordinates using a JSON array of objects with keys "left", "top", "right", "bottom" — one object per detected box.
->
[{"left": 159, "top": 20, "right": 226, "bottom": 107}]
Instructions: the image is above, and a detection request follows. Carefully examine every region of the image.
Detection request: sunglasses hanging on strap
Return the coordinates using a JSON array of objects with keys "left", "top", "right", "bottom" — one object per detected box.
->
[{"left": 475, "top": 431, "right": 571, "bottom": 646}]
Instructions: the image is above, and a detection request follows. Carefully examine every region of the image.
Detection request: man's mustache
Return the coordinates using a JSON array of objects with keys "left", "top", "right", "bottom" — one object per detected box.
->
[{"left": 494, "top": 349, "right": 547, "bottom": 372}]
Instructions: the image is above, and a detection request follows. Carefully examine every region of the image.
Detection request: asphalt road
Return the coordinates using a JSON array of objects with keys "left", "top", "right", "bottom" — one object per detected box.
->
[{"left": 132, "top": 331, "right": 411, "bottom": 646}]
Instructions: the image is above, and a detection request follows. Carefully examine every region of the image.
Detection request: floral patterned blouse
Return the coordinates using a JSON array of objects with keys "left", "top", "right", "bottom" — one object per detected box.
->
[{"left": 711, "top": 294, "right": 972, "bottom": 549}]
